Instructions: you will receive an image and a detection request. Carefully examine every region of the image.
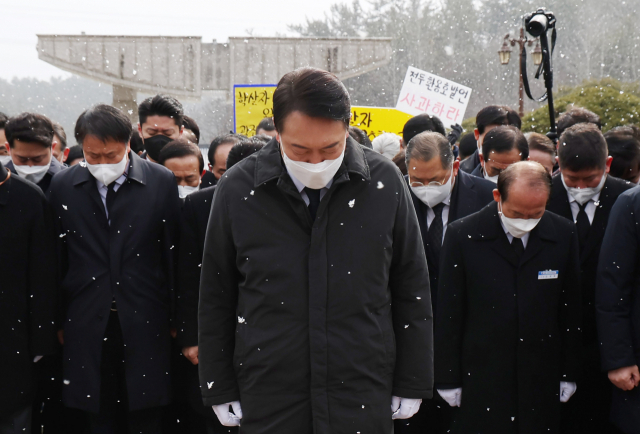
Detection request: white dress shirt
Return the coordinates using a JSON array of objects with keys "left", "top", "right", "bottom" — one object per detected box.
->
[
  {"left": 96, "top": 166, "right": 128, "bottom": 222},
  {"left": 426, "top": 195, "right": 451, "bottom": 243},
  {"left": 500, "top": 219, "right": 531, "bottom": 248},
  {"left": 567, "top": 191, "right": 600, "bottom": 225},
  {"left": 285, "top": 167, "right": 333, "bottom": 205}
]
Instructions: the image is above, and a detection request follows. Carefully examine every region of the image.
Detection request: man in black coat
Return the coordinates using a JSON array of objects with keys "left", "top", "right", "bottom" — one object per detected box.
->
[
  {"left": 48, "top": 104, "right": 180, "bottom": 433},
  {"left": 546, "top": 123, "right": 635, "bottom": 433},
  {"left": 398, "top": 132, "right": 494, "bottom": 434},
  {"left": 596, "top": 187, "right": 640, "bottom": 434},
  {"left": 459, "top": 106, "right": 521, "bottom": 174},
  {"left": 436, "top": 161, "right": 582, "bottom": 434},
  {"left": 3, "top": 112, "right": 66, "bottom": 194},
  {"left": 199, "top": 68, "right": 433, "bottom": 433},
  {"left": 0, "top": 162, "right": 57, "bottom": 433}
]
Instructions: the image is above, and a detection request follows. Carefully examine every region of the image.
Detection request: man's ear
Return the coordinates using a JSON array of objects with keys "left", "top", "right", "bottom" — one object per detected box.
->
[
  {"left": 51, "top": 141, "right": 58, "bottom": 152},
  {"left": 63, "top": 147, "right": 70, "bottom": 161},
  {"left": 479, "top": 153, "right": 485, "bottom": 168},
  {"left": 474, "top": 128, "right": 480, "bottom": 141},
  {"left": 4, "top": 142, "right": 10, "bottom": 154},
  {"left": 605, "top": 156, "right": 613, "bottom": 174},
  {"left": 492, "top": 189, "right": 501, "bottom": 203}
]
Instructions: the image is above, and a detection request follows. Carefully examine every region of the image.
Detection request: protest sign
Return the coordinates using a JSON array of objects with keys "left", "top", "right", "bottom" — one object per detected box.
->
[
  {"left": 234, "top": 84, "right": 277, "bottom": 136},
  {"left": 350, "top": 106, "right": 412, "bottom": 140},
  {"left": 396, "top": 66, "right": 472, "bottom": 128}
]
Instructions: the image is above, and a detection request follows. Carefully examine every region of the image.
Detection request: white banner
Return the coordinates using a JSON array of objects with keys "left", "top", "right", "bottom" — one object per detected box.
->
[{"left": 396, "top": 66, "right": 472, "bottom": 128}]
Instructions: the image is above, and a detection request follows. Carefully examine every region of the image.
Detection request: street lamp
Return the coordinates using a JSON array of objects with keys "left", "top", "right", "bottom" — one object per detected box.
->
[{"left": 498, "top": 27, "right": 538, "bottom": 118}]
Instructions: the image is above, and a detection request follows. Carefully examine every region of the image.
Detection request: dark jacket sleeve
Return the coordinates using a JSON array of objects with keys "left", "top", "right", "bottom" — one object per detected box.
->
[
  {"left": 559, "top": 221, "right": 582, "bottom": 381},
  {"left": 596, "top": 192, "right": 640, "bottom": 371},
  {"left": 48, "top": 181, "right": 69, "bottom": 329},
  {"left": 28, "top": 193, "right": 58, "bottom": 356},
  {"left": 388, "top": 172, "right": 434, "bottom": 399},
  {"left": 162, "top": 178, "right": 181, "bottom": 326},
  {"left": 434, "top": 224, "right": 466, "bottom": 388},
  {"left": 176, "top": 195, "right": 202, "bottom": 348},
  {"left": 198, "top": 181, "right": 241, "bottom": 406}
]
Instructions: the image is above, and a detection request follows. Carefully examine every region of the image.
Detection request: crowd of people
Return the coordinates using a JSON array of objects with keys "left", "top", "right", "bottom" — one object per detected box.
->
[{"left": 1, "top": 66, "right": 640, "bottom": 434}]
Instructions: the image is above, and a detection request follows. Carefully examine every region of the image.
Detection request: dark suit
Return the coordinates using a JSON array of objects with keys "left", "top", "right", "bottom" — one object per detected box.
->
[
  {"left": 469, "top": 163, "right": 483, "bottom": 178},
  {"left": 547, "top": 175, "right": 634, "bottom": 434},
  {"left": 459, "top": 148, "right": 480, "bottom": 174},
  {"left": 5, "top": 156, "right": 66, "bottom": 194},
  {"left": 399, "top": 170, "right": 494, "bottom": 434},
  {"left": 596, "top": 187, "right": 640, "bottom": 434},
  {"left": 48, "top": 152, "right": 180, "bottom": 418},
  {"left": 435, "top": 203, "right": 582, "bottom": 434},
  {"left": 200, "top": 171, "right": 217, "bottom": 188},
  {"left": 0, "top": 163, "right": 57, "bottom": 423}
]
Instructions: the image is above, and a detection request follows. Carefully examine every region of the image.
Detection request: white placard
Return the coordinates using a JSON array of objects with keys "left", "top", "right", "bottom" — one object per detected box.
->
[{"left": 396, "top": 66, "right": 473, "bottom": 128}]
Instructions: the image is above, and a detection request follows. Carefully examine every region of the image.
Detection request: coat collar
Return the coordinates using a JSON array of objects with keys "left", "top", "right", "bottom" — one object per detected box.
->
[
  {"left": 449, "top": 170, "right": 479, "bottom": 221},
  {"left": 254, "top": 137, "right": 371, "bottom": 188},
  {"left": 72, "top": 151, "right": 146, "bottom": 186},
  {"left": 471, "top": 201, "right": 558, "bottom": 268}
]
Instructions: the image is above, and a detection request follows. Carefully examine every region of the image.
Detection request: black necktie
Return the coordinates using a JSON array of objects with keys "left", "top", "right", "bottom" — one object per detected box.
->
[
  {"left": 106, "top": 182, "right": 117, "bottom": 218},
  {"left": 427, "top": 203, "right": 446, "bottom": 264},
  {"left": 512, "top": 237, "right": 525, "bottom": 263},
  {"left": 305, "top": 187, "right": 321, "bottom": 221},
  {"left": 576, "top": 201, "right": 591, "bottom": 250}
]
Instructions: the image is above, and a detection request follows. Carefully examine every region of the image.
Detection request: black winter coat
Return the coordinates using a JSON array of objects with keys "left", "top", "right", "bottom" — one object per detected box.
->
[
  {"left": 435, "top": 203, "right": 582, "bottom": 434},
  {"left": 459, "top": 149, "right": 480, "bottom": 174},
  {"left": 198, "top": 138, "right": 434, "bottom": 434},
  {"left": 0, "top": 163, "right": 58, "bottom": 417},
  {"left": 48, "top": 152, "right": 181, "bottom": 413},
  {"left": 596, "top": 187, "right": 640, "bottom": 433}
]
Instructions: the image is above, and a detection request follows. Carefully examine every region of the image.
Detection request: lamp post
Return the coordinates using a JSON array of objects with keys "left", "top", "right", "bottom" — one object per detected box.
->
[{"left": 498, "top": 27, "right": 541, "bottom": 118}]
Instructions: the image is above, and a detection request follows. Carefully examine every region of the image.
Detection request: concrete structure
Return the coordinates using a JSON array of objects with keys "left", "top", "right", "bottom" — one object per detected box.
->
[{"left": 36, "top": 34, "right": 393, "bottom": 121}]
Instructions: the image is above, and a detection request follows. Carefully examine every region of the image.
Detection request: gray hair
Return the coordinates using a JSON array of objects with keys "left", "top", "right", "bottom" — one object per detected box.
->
[
  {"left": 405, "top": 131, "right": 454, "bottom": 169},
  {"left": 372, "top": 133, "right": 402, "bottom": 160}
]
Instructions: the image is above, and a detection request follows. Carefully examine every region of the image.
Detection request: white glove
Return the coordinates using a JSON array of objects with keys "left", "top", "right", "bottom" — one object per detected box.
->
[
  {"left": 212, "top": 401, "right": 242, "bottom": 426},
  {"left": 437, "top": 388, "right": 462, "bottom": 407},
  {"left": 391, "top": 396, "right": 422, "bottom": 420},
  {"left": 33, "top": 356, "right": 43, "bottom": 363},
  {"left": 560, "top": 382, "right": 577, "bottom": 403}
]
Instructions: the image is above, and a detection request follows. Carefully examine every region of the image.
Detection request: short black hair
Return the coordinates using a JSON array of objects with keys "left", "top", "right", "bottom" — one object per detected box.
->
[
  {"left": 482, "top": 125, "right": 529, "bottom": 161},
  {"left": 65, "top": 145, "right": 84, "bottom": 165},
  {"left": 254, "top": 134, "right": 274, "bottom": 144},
  {"left": 128, "top": 130, "right": 144, "bottom": 155},
  {"left": 458, "top": 133, "right": 477, "bottom": 161},
  {"left": 273, "top": 67, "right": 351, "bottom": 133},
  {"left": 5, "top": 112, "right": 54, "bottom": 148},
  {"left": 256, "top": 117, "right": 275, "bottom": 133},
  {"left": 182, "top": 115, "right": 200, "bottom": 143},
  {"left": 75, "top": 104, "right": 133, "bottom": 146},
  {"left": 208, "top": 133, "right": 245, "bottom": 165},
  {"left": 227, "top": 137, "right": 266, "bottom": 169},
  {"left": 605, "top": 126, "right": 640, "bottom": 181},
  {"left": 349, "top": 126, "right": 373, "bottom": 149},
  {"left": 557, "top": 107, "right": 601, "bottom": 138},
  {"left": 0, "top": 112, "right": 8, "bottom": 129},
  {"left": 558, "top": 123, "right": 608, "bottom": 172},
  {"left": 405, "top": 131, "right": 454, "bottom": 169},
  {"left": 526, "top": 132, "right": 555, "bottom": 157},
  {"left": 138, "top": 94, "right": 184, "bottom": 128},
  {"left": 498, "top": 161, "right": 552, "bottom": 203},
  {"left": 402, "top": 114, "right": 446, "bottom": 145},
  {"left": 158, "top": 139, "right": 204, "bottom": 173},
  {"left": 53, "top": 122, "right": 67, "bottom": 151},
  {"left": 476, "top": 105, "right": 521, "bottom": 135}
]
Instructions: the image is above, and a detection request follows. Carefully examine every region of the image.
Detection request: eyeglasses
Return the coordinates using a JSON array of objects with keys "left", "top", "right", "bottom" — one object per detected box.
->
[{"left": 409, "top": 166, "right": 453, "bottom": 188}]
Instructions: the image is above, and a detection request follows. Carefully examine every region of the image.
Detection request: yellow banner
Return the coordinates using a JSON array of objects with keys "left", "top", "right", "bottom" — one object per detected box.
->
[
  {"left": 234, "top": 85, "right": 277, "bottom": 137},
  {"left": 234, "top": 84, "right": 412, "bottom": 140},
  {"left": 350, "top": 106, "right": 412, "bottom": 139}
]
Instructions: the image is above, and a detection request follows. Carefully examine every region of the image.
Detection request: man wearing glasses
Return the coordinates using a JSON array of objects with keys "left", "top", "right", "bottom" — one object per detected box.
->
[{"left": 397, "top": 131, "right": 495, "bottom": 434}]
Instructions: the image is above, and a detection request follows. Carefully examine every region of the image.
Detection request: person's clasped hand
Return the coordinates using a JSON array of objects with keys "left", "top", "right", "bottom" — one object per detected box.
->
[
  {"left": 391, "top": 396, "right": 422, "bottom": 419},
  {"left": 437, "top": 388, "right": 462, "bottom": 407},
  {"left": 212, "top": 401, "right": 242, "bottom": 426}
]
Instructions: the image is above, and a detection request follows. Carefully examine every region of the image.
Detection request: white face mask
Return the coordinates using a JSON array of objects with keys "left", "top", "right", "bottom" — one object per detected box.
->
[
  {"left": 85, "top": 151, "right": 128, "bottom": 186},
  {"left": 410, "top": 166, "right": 455, "bottom": 208},
  {"left": 484, "top": 168, "right": 499, "bottom": 184},
  {"left": 14, "top": 154, "right": 52, "bottom": 184},
  {"left": 561, "top": 173, "right": 606, "bottom": 205},
  {"left": 0, "top": 155, "right": 11, "bottom": 166},
  {"left": 498, "top": 201, "right": 541, "bottom": 238},
  {"left": 281, "top": 144, "right": 345, "bottom": 189},
  {"left": 178, "top": 184, "right": 199, "bottom": 199}
]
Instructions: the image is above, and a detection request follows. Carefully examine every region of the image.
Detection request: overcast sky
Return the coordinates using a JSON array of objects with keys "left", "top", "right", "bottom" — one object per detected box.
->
[{"left": 0, "top": 0, "right": 341, "bottom": 80}]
